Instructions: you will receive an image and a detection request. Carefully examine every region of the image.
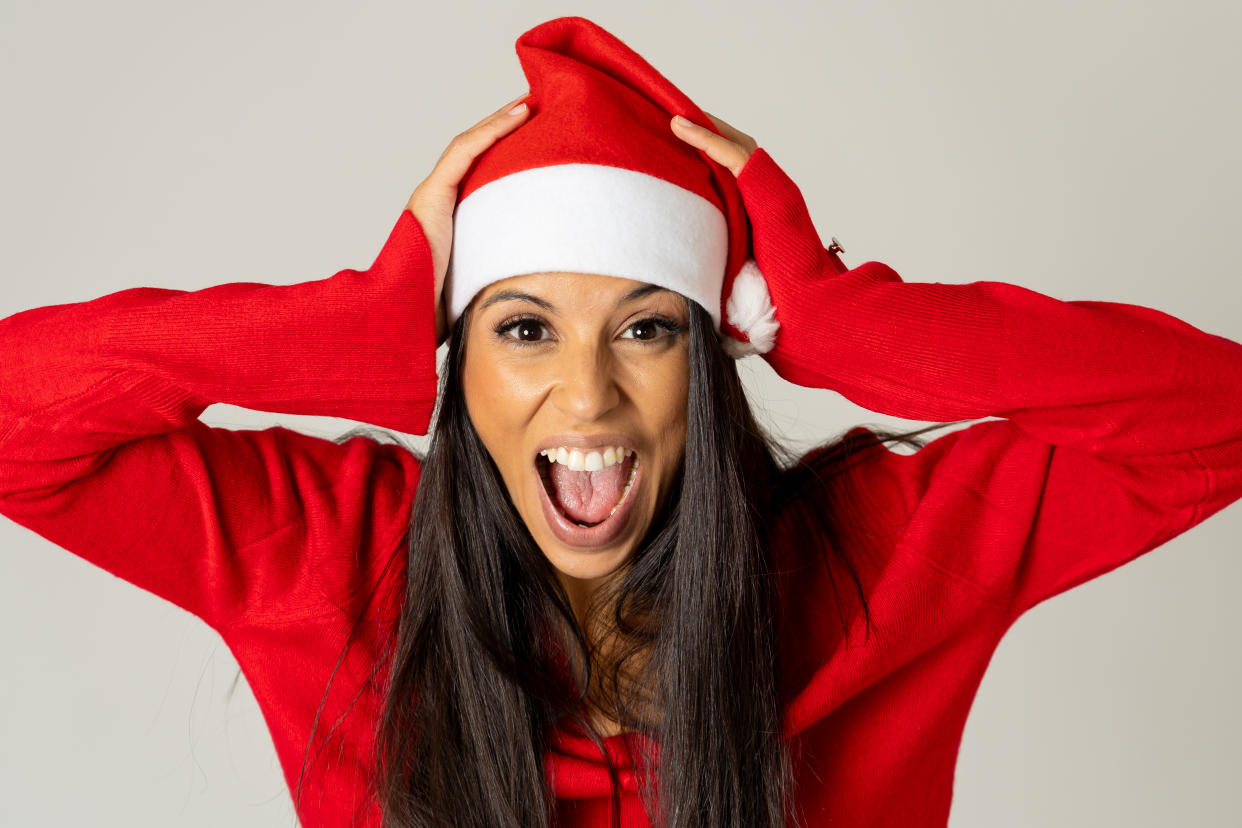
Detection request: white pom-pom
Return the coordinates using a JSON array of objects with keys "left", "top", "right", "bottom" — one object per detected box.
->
[{"left": 720, "top": 258, "right": 779, "bottom": 358}]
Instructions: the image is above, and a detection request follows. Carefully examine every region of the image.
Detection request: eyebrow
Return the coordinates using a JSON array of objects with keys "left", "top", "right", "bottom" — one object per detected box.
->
[{"left": 479, "top": 282, "right": 669, "bottom": 313}]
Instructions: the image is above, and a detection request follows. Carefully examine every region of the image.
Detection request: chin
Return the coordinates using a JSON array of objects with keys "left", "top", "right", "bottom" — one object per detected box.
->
[
  {"left": 544, "top": 544, "right": 635, "bottom": 584},
  {"left": 523, "top": 489, "right": 652, "bottom": 584},
  {"left": 536, "top": 507, "right": 647, "bottom": 569}
]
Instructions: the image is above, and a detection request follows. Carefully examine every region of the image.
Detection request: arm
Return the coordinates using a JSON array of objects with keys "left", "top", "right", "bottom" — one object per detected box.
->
[
  {"left": 737, "top": 147, "right": 1242, "bottom": 617},
  {"left": 0, "top": 208, "right": 440, "bottom": 634}
]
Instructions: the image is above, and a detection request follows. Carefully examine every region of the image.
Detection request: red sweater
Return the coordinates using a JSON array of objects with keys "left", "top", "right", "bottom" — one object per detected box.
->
[{"left": 1, "top": 147, "right": 1239, "bottom": 827}]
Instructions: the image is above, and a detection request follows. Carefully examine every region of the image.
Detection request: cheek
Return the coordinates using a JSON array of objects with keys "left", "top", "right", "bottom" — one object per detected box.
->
[
  {"left": 633, "top": 349, "right": 690, "bottom": 459},
  {"left": 652, "top": 350, "right": 690, "bottom": 423},
  {"left": 466, "top": 356, "right": 541, "bottom": 420},
  {"left": 462, "top": 347, "right": 543, "bottom": 475},
  {"left": 462, "top": 346, "right": 509, "bottom": 455}
]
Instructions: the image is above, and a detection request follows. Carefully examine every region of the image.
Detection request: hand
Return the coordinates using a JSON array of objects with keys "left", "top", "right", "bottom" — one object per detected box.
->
[
  {"left": 406, "top": 93, "right": 531, "bottom": 345},
  {"left": 669, "top": 111, "right": 758, "bottom": 178}
]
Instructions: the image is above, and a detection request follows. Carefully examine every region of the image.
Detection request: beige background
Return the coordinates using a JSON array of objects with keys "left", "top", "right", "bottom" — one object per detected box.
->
[{"left": 1, "top": 1, "right": 1238, "bottom": 825}]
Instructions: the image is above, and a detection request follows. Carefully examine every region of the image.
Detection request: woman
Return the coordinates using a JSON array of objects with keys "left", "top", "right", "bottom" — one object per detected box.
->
[{"left": 2, "top": 14, "right": 1239, "bottom": 828}]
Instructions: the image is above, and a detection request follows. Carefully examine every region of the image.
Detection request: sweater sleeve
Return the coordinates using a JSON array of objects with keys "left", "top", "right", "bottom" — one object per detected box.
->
[
  {"left": 737, "top": 148, "right": 1242, "bottom": 618},
  {"left": 0, "top": 208, "right": 440, "bottom": 635}
]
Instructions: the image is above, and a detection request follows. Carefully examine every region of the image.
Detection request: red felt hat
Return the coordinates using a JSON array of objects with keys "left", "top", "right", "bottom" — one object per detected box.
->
[{"left": 444, "top": 15, "right": 778, "bottom": 357}]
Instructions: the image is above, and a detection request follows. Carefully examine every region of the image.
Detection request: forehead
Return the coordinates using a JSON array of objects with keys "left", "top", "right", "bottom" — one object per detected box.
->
[
  {"left": 482, "top": 271, "right": 644, "bottom": 295},
  {"left": 475, "top": 272, "right": 677, "bottom": 311}
]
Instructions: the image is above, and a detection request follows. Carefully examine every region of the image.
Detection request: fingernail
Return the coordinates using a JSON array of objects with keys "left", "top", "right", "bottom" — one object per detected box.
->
[
  {"left": 672, "top": 115, "right": 693, "bottom": 128},
  {"left": 507, "top": 102, "right": 528, "bottom": 115}
]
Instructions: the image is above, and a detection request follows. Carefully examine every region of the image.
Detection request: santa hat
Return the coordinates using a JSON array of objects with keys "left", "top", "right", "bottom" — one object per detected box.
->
[{"left": 444, "top": 15, "right": 779, "bottom": 358}]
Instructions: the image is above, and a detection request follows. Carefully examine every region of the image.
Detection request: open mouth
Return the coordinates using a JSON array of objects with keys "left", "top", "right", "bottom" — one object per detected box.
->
[
  {"left": 536, "top": 448, "right": 639, "bottom": 527},
  {"left": 533, "top": 446, "right": 643, "bottom": 547}
]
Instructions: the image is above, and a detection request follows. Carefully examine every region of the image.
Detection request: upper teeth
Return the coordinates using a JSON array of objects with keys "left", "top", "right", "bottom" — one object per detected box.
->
[{"left": 540, "top": 446, "right": 632, "bottom": 471}]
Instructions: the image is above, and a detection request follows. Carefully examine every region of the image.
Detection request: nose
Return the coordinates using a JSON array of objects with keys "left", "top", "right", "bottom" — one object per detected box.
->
[{"left": 549, "top": 341, "right": 622, "bottom": 422}]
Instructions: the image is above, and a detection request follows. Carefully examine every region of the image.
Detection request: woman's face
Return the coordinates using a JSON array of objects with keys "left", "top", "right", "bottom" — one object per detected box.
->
[{"left": 461, "top": 272, "right": 690, "bottom": 595}]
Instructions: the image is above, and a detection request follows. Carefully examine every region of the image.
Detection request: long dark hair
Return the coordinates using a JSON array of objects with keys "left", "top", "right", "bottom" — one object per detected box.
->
[{"left": 293, "top": 296, "right": 964, "bottom": 827}]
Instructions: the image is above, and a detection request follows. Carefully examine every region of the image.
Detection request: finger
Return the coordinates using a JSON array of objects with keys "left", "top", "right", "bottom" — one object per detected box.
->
[
  {"left": 430, "top": 95, "right": 531, "bottom": 187},
  {"left": 703, "top": 112, "right": 740, "bottom": 142},
  {"left": 702, "top": 111, "right": 757, "bottom": 154},
  {"left": 670, "top": 115, "right": 749, "bottom": 176},
  {"left": 702, "top": 111, "right": 731, "bottom": 136},
  {"left": 455, "top": 93, "right": 531, "bottom": 152},
  {"left": 472, "top": 91, "right": 532, "bottom": 127}
]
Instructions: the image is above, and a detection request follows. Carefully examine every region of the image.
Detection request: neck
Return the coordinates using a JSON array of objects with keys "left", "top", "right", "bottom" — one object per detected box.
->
[{"left": 551, "top": 577, "right": 657, "bottom": 734}]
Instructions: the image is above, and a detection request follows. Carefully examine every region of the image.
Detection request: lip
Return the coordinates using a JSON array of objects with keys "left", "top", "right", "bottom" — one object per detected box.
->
[
  {"left": 532, "top": 432, "right": 640, "bottom": 461},
  {"left": 533, "top": 450, "right": 643, "bottom": 549}
]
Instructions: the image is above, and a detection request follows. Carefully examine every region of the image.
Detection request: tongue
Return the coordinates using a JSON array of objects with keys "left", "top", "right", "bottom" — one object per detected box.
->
[{"left": 548, "top": 458, "right": 627, "bottom": 525}]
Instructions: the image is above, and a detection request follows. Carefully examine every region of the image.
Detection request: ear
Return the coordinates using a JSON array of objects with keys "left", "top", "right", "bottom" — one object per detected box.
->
[{"left": 719, "top": 258, "right": 779, "bottom": 358}]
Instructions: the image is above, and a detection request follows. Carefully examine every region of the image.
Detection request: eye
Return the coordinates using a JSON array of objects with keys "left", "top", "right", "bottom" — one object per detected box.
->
[
  {"left": 492, "top": 313, "right": 683, "bottom": 347},
  {"left": 494, "top": 314, "right": 552, "bottom": 345},
  {"left": 620, "top": 316, "right": 683, "bottom": 342}
]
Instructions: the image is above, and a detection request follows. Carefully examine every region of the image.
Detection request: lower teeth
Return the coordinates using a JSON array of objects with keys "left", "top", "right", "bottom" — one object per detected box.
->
[{"left": 606, "top": 459, "right": 639, "bottom": 518}]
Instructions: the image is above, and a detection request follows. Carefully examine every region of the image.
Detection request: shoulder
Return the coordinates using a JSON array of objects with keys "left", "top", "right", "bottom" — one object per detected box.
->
[{"left": 768, "top": 420, "right": 1034, "bottom": 554}]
